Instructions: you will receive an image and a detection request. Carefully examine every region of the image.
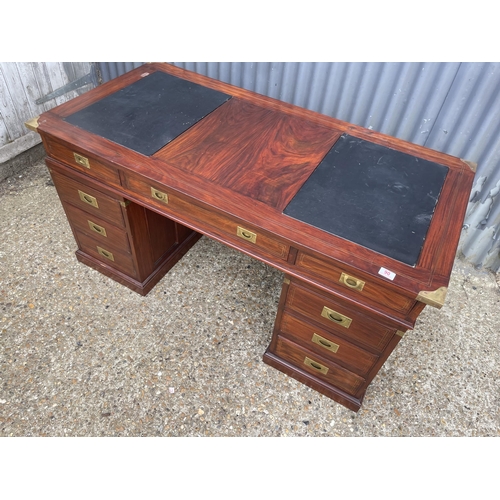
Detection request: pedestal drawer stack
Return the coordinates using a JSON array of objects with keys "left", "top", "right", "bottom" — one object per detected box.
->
[
  {"left": 264, "top": 277, "right": 408, "bottom": 411},
  {"left": 46, "top": 157, "right": 201, "bottom": 296}
]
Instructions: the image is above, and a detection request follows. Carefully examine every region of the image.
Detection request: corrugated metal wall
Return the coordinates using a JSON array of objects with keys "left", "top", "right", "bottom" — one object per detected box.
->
[
  {"left": 97, "top": 63, "right": 144, "bottom": 85},
  {"left": 96, "top": 62, "right": 500, "bottom": 272}
]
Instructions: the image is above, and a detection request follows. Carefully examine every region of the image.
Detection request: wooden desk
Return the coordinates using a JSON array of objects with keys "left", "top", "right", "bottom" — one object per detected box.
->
[{"left": 30, "top": 63, "right": 475, "bottom": 411}]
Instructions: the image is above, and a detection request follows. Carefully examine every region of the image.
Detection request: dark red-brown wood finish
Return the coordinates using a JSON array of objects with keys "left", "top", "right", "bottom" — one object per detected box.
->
[
  {"left": 34, "top": 63, "right": 475, "bottom": 411},
  {"left": 47, "top": 158, "right": 201, "bottom": 295}
]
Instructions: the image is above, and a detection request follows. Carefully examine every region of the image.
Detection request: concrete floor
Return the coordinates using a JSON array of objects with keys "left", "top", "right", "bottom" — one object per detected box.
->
[{"left": 1, "top": 159, "right": 499, "bottom": 437}]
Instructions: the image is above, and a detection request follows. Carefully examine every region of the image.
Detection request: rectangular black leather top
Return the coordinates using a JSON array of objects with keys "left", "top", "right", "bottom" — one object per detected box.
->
[
  {"left": 283, "top": 134, "right": 449, "bottom": 266},
  {"left": 64, "top": 71, "right": 231, "bottom": 156}
]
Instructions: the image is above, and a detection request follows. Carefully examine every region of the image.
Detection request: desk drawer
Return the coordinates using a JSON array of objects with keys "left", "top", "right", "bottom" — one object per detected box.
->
[
  {"left": 44, "top": 136, "right": 121, "bottom": 185},
  {"left": 279, "top": 312, "right": 379, "bottom": 376},
  {"left": 75, "top": 229, "right": 137, "bottom": 278},
  {"left": 63, "top": 202, "right": 131, "bottom": 252},
  {"left": 49, "top": 165, "right": 126, "bottom": 227},
  {"left": 123, "top": 173, "right": 290, "bottom": 262},
  {"left": 274, "top": 336, "right": 365, "bottom": 396},
  {"left": 295, "top": 250, "right": 414, "bottom": 314},
  {"left": 285, "top": 281, "right": 395, "bottom": 352}
]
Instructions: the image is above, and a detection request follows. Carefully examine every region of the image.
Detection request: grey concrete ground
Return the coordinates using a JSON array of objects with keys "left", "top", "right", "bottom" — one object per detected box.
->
[
  {"left": 1, "top": 159, "right": 499, "bottom": 437},
  {"left": 0, "top": 143, "right": 45, "bottom": 183}
]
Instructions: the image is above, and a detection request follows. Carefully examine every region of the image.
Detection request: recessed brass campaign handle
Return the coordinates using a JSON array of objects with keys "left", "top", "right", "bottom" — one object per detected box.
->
[
  {"left": 339, "top": 272, "right": 365, "bottom": 291},
  {"left": 312, "top": 333, "right": 339, "bottom": 353},
  {"left": 321, "top": 306, "right": 352, "bottom": 328},
  {"left": 78, "top": 190, "right": 99, "bottom": 208},
  {"left": 237, "top": 226, "right": 257, "bottom": 244},
  {"left": 73, "top": 153, "right": 90, "bottom": 169},
  {"left": 88, "top": 220, "right": 107, "bottom": 237},
  {"left": 304, "top": 357, "right": 329, "bottom": 375},
  {"left": 151, "top": 187, "right": 169, "bottom": 204},
  {"left": 97, "top": 246, "right": 114, "bottom": 261}
]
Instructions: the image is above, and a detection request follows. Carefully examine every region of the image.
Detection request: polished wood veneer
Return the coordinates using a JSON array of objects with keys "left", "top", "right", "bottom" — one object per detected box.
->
[
  {"left": 32, "top": 63, "right": 475, "bottom": 411},
  {"left": 153, "top": 98, "right": 341, "bottom": 209}
]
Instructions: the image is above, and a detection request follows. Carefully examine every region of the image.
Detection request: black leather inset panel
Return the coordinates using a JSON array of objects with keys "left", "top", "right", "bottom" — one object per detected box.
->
[
  {"left": 283, "top": 134, "right": 448, "bottom": 266},
  {"left": 64, "top": 71, "right": 231, "bottom": 156}
]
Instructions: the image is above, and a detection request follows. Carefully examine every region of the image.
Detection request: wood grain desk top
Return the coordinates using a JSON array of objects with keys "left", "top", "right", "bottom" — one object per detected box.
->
[{"left": 36, "top": 62, "right": 475, "bottom": 307}]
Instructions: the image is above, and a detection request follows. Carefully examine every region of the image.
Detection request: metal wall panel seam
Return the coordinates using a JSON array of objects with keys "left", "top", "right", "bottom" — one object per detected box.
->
[{"left": 422, "top": 62, "right": 462, "bottom": 149}]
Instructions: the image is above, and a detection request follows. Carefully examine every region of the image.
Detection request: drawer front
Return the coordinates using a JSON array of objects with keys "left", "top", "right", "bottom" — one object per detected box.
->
[
  {"left": 75, "top": 230, "right": 137, "bottom": 278},
  {"left": 285, "top": 281, "right": 395, "bottom": 352},
  {"left": 295, "top": 250, "right": 414, "bottom": 314},
  {"left": 44, "top": 136, "right": 121, "bottom": 185},
  {"left": 123, "top": 173, "right": 290, "bottom": 261},
  {"left": 280, "top": 312, "right": 379, "bottom": 376},
  {"left": 274, "top": 336, "right": 365, "bottom": 396},
  {"left": 63, "top": 202, "right": 131, "bottom": 252},
  {"left": 49, "top": 166, "right": 126, "bottom": 227}
]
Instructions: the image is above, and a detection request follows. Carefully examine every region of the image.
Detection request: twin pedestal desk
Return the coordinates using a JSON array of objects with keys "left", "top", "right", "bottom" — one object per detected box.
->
[{"left": 28, "top": 63, "right": 475, "bottom": 411}]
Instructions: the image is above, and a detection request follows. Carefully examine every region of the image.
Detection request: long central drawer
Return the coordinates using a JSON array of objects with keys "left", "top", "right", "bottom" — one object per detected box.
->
[{"left": 122, "top": 171, "right": 291, "bottom": 263}]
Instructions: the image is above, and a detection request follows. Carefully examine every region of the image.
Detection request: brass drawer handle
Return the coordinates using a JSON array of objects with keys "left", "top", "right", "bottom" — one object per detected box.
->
[
  {"left": 339, "top": 272, "right": 365, "bottom": 291},
  {"left": 78, "top": 190, "right": 99, "bottom": 208},
  {"left": 151, "top": 187, "right": 169, "bottom": 204},
  {"left": 88, "top": 220, "right": 107, "bottom": 237},
  {"left": 312, "top": 333, "right": 339, "bottom": 353},
  {"left": 237, "top": 226, "right": 257, "bottom": 244},
  {"left": 74, "top": 152, "right": 90, "bottom": 169},
  {"left": 97, "top": 246, "right": 114, "bottom": 261},
  {"left": 304, "top": 357, "right": 329, "bottom": 375},
  {"left": 321, "top": 306, "right": 352, "bottom": 329}
]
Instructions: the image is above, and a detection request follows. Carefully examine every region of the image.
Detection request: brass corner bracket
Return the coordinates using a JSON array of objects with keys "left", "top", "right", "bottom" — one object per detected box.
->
[
  {"left": 416, "top": 286, "right": 448, "bottom": 309},
  {"left": 25, "top": 116, "right": 40, "bottom": 133},
  {"left": 461, "top": 159, "right": 477, "bottom": 173}
]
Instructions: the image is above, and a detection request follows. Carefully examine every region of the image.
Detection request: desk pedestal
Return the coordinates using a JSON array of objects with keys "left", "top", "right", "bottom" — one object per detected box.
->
[
  {"left": 265, "top": 277, "right": 406, "bottom": 411},
  {"left": 48, "top": 160, "right": 201, "bottom": 296}
]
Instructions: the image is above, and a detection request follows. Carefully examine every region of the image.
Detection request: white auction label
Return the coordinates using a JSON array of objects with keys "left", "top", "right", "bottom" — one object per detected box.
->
[{"left": 378, "top": 267, "right": 396, "bottom": 280}]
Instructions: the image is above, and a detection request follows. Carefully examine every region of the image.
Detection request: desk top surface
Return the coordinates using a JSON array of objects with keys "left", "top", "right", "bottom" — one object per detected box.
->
[
  {"left": 64, "top": 71, "right": 232, "bottom": 156},
  {"left": 37, "top": 63, "right": 475, "bottom": 297}
]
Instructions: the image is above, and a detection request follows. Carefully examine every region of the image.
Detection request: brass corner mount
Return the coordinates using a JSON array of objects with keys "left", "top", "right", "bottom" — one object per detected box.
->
[
  {"left": 25, "top": 116, "right": 40, "bottom": 133},
  {"left": 461, "top": 159, "right": 477, "bottom": 173},
  {"left": 416, "top": 286, "right": 448, "bottom": 309}
]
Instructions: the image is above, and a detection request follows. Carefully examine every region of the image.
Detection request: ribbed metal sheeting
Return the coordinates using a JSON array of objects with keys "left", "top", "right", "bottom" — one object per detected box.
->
[
  {"left": 423, "top": 63, "right": 500, "bottom": 272},
  {"left": 97, "top": 62, "right": 500, "bottom": 271},
  {"left": 97, "top": 62, "right": 144, "bottom": 84}
]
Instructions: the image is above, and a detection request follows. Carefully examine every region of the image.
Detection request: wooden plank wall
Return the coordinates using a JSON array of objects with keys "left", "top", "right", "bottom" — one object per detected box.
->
[{"left": 0, "top": 62, "right": 95, "bottom": 157}]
